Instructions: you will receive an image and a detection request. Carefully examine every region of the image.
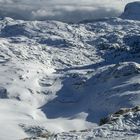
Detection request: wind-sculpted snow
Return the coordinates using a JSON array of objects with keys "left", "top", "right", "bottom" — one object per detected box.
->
[{"left": 0, "top": 16, "right": 140, "bottom": 139}]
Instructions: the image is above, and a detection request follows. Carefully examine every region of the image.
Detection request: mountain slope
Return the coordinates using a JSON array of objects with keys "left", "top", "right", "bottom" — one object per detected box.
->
[{"left": 0, "top": 4, "right": 140, "bottom": 139}]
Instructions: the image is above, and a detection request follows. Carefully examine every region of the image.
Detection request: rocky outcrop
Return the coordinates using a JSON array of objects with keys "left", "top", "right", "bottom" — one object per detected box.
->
[{"left": 121, "top": 2, "right": 140, "bottom": 20}]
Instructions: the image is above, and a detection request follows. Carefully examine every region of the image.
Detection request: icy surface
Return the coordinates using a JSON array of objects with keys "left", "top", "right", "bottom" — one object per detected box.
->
[{"left": 0, "top": 11, "right": 140, "bottom": 140}]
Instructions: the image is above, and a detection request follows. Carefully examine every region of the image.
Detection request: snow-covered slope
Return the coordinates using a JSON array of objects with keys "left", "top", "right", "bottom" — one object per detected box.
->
[
  {"left": 56, "top": 106, "right": 140, "bottom": 140},
  {"left": 0, "top": 3, "right": 140, "bottom": 139}
]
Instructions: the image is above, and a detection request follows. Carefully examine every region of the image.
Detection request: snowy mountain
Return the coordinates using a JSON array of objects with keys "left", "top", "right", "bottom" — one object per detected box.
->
[{"left": 0, "top": 2, "right": 140, "bottom": 140}]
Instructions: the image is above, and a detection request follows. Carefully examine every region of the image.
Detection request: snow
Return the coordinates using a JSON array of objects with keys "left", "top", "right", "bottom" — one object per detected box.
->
[
  {"left": 0, "top": 2, "right": 140, "bottom": 139},
  {"left": 56, "top": 107, "right": 140, "bottom": 140}
]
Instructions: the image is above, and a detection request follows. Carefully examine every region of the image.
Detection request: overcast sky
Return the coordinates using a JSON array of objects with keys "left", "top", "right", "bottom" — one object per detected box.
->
[{"left": 0, "top": 0, "right": 136, "bottom": 22}]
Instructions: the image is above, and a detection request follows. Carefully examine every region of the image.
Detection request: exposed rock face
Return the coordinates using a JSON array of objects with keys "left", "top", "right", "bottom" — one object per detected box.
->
[
  {"left": 121, "top": 2, "right": 140, "bottom": 20},
  {"left": 100, "top": 106, "right": 140, "bottom": 126}
]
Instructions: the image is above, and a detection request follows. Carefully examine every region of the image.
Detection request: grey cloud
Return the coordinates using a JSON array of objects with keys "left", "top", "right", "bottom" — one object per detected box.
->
[
  {"left": 31, "top": 6, "right": 120, "bottom": 22},
  {"left": 0, "top": 0, "right": 136, "bottom": 22}
]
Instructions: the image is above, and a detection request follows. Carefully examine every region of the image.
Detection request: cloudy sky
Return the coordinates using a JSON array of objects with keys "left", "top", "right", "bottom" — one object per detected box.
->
[{"left": 0, "top": 0, "right": 136, "bottom": 22}]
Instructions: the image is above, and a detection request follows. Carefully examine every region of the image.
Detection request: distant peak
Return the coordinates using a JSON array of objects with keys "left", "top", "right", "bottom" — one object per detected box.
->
[{"left": 121, "top": 1, "right": 140, "bottom": 20}]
